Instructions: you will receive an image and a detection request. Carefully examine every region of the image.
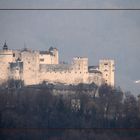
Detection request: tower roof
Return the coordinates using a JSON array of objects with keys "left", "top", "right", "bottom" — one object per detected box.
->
[
  {"left": 49, "top": 46, "right": 54, "bottom": 51},
  {"left": 3, "top": 41, "right": 8, "bottom": 50},
  {"left": 49, "top": 46, "right": 58, "bottom": 52}
]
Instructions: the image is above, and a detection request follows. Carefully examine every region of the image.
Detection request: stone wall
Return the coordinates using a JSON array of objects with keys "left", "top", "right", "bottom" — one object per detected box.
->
[
  {"left": 0, "top": 62, "right": 9, "bottom": 84},
  {"left": 39, "top": 47, "right": 59, "bottom": 64},
  {"left": 39, "top": 57, "right": 89, "bottom": 85},
  {"left": 21, "top": 51, "right": 39, "bottom": 85},
  {"left": 0, "top": 50, "right": 14, "bottom": 84},
  {"left": 0, "top": 47, "right": 115, "bottom": 87}
]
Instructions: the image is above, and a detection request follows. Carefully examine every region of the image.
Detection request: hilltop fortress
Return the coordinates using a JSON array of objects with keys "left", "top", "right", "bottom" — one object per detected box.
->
[{"left": 0, "top": 42, "right": 115, "bottom": 86}]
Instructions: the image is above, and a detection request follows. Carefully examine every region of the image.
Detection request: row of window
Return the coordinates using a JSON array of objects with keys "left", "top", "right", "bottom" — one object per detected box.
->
[
  {"left": 104, "top": 69, "right": 115, "bottom": 72},
  {"left": 40, "top": 71, "right": 88, "bottom": 74}
]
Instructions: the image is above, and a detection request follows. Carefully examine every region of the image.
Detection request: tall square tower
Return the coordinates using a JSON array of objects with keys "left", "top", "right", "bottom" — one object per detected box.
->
[{"left": 99, "top": 59, "right": 115, "bottom": 86}]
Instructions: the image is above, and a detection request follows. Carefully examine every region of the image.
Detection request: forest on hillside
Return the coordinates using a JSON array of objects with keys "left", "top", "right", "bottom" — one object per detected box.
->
[{"left": 0, "top": 82, "right": 140, "bottom": 139}]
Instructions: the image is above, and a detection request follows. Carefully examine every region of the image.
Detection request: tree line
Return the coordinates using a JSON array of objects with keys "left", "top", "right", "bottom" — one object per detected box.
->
[{"left": 0, "top": 82, "right": 140, "bottom": 139}]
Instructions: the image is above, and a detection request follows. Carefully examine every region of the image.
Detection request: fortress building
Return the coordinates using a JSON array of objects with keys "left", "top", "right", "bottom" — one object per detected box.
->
[
  {"left": 99, "top": 60, "right": 115, "bottom": 86},
  {"left": 0, "top": 42, "right": 115, "bottom": 86}
]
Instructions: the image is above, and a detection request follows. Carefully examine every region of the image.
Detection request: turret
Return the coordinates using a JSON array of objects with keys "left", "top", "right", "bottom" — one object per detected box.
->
[{"left": 3, "top": 41, "right": 8, "bottom": 50}]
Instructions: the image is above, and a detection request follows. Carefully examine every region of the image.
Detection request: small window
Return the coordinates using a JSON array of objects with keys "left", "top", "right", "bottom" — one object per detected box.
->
[
  {"left": 13, "top": 53, "right": 15, "bottom": 57},
  {"left": 40, "top": 58, "right": 44, "bottom": 62},
  {"left": 104, "top": 63, "right": 108, "bottom": 65}
]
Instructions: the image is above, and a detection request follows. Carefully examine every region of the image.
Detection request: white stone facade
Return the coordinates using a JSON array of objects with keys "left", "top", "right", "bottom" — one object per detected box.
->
[{"left": 0, "top": 43, "right": 115, "bottom": 86}]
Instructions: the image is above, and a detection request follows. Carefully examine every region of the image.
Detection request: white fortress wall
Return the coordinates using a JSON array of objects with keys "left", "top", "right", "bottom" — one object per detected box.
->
[
  {"left": 0, "top": 62, "right": 9, "bottom": 84},
  {"left": 39, "top": 53, "right": 52, "bottom": 64},
  {"left": 0, "top": 42, "right": 115, "bottom": 87},
  {"left": 39, "top": 47, "right": 59, "bottom": 65},
  {"left": 21, "top": 50, "right": 40, "bottom": 85},
  {"left": 0, "top": 50, "right": 14, "bottom": 63},
  {"left": 39, "top": 57, "right": 89, "bottom": 84},
  {"left": 39, "top": 64, "right": 82, "bottom": 84}
]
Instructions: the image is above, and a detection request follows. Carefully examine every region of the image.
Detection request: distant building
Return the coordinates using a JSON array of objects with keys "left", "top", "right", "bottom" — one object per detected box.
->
[
  {"left": 71, "top": 99, "right": 81, "bottom": 111},
  {"left": 0, "top": 42, "right": 115, "bottom": 86}
]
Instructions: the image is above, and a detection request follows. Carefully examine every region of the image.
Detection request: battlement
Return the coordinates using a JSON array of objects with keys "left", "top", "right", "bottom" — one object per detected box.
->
[{"left": 0, "top": 42, "right": 115, "bottom": 86}]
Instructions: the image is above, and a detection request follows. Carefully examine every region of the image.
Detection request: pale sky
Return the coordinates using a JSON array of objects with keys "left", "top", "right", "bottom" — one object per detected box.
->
[{"left": 0, "top": 0, "right": 140, "bottom": 96}]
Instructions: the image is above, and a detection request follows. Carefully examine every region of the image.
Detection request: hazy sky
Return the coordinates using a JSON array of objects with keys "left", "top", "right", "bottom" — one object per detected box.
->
[{"left": 0, "top": 0, "right": 140, "bottom": 95}]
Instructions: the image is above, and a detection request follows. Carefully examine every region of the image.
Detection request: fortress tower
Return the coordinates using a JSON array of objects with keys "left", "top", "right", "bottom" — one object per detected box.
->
[
  {"left": 0, "top": 42, "right": 14, "bottom": 63},
  {"left": 72, "top": 57, "right": 89, "bottom": 83},
  {"left": 72, "top": 57, "right": 88, "bottom": 73},
  {"left": 21, "top": 50, "right": 39, "bottom": 85},
  {"left": 99, "top": 59, "right": 115, "bottom": 86},
  {"left": 0, "top": 42, "right": 14, "bottom": 84}
]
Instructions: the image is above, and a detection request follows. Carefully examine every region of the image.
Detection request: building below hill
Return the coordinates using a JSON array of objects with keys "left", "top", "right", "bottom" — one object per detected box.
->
[{"left": 0, "top": 42, "right": 115, "bottom": 86}]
